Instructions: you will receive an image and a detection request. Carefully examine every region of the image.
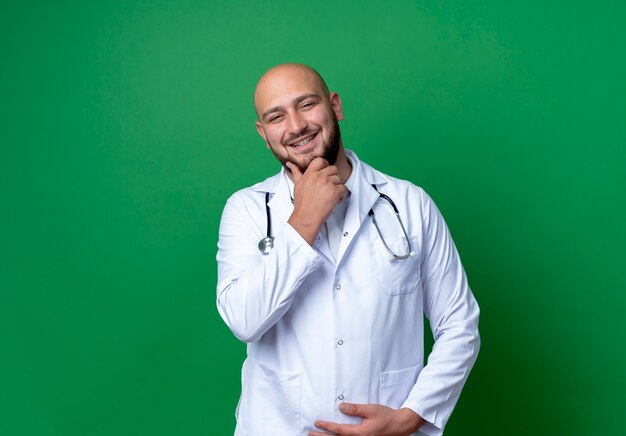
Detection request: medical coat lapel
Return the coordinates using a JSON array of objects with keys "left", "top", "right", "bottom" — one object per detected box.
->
[
  {"left": 336, "top": 154, "right": 388, "bottom": 267},
  {"left": 265, "top": 171, "right": 292, "bottom": 225}
]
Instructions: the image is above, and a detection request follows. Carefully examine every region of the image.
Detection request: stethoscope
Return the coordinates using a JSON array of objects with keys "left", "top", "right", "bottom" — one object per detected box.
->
[
  {"left": 258, "top": 192, "right": 276, "bottom": 254},
  {"left": 258, "top": 186, "right": 412, "bottom": 259}
]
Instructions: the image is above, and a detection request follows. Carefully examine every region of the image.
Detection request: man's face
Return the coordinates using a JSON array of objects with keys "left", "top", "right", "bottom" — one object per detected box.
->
[{"left": 254, "top": 67, "right": 344, "bottom": 174}]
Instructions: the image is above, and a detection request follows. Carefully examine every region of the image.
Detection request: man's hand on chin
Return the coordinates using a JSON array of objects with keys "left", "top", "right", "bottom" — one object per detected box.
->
[{"left": 308, "top": 403, "right": 425, "bottom": 436}]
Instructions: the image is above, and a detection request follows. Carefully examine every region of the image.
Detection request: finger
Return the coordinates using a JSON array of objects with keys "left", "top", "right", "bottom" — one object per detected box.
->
[
  {"left": 285, "top": 162, "right": 303, "bottom": 183},
  {"left": 321, "top": 174, "right": 341, "bottom": 185},
  {"left": 315, "top": 420, "right": 359, "bottom": 435},
  {"left": 337, "top": 185, "right": 349, "bottom": 202},
  {"left": 319, "top": 165, "right": 339, "bottom": 176},
  {"left": 339, "top": 402, "right": 377, "bottom": 418},
  {"left": 308, "top": 157, "right": 329, "bottom": 171},
  {"left": 320, "top": 169, "right": 341, "bottom": 183}
]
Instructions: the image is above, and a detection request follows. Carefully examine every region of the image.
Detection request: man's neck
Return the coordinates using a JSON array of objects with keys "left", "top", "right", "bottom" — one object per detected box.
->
[{"left": 334, "top": 147, "right": 352, "bottom": 184}]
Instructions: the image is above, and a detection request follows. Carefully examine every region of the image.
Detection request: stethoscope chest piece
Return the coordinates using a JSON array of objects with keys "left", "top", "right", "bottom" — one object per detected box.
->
[
  {"left": 258, "top": 236, "right": 275, "bottom": 255},
  {"left": 258, "top": 192, "right": 276, "bottom": 255}
]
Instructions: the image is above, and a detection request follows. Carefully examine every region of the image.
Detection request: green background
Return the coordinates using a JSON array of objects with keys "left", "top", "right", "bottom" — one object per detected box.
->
[{"left": 2, "top": 1, "right": 625, "bottom": 434}]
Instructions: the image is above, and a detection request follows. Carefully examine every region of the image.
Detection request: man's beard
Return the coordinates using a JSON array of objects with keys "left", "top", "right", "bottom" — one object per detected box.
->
[{"left": 272, "top": 116, "right": 342, "bottom": 174}]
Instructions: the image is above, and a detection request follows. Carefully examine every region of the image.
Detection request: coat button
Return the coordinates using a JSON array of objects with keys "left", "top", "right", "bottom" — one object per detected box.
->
[
  {"left": 337, "top": 339, "right": 344, "bottom": 345},
  {"left": 337, "top": 394, "right": 344, "bottom": 401}
]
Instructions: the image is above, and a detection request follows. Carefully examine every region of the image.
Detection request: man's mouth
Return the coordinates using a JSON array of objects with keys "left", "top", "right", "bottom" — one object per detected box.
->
[{"left": 288, "top": 133, "right": 317, "bottom": 148}]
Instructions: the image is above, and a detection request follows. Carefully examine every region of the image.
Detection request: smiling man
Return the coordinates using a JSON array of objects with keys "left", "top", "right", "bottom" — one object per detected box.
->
[{"left": 216, "top": 63, "right": 480, "bottom": 435}]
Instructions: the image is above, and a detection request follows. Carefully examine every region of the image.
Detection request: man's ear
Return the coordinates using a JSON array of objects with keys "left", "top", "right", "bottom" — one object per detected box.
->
[
  {"left": 329, "top": 92, "right": 344, "bottom": 121},
  {"left": 256, "top": 121, "right": 271, "bottom": 149}
]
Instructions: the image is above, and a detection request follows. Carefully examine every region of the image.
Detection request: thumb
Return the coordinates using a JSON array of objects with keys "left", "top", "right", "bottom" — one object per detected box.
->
[
  {"left": 285, "top": 161, "right": 303, "bottom": 183},
  {"left": 339, "top": 403, "right": 374, "bottom": 417}
]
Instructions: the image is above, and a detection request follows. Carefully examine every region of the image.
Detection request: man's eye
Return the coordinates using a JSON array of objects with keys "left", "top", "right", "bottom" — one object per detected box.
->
[
  {"left": 301, "top": 102, "right": 314, "bottom": 109},
  {"left": 268, "top": 115, "right": 283, "bottom": 123}
]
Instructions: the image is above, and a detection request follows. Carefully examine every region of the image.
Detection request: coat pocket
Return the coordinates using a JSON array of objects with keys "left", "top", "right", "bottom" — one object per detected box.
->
[
  {"left": 375, "top": 236, "right": 421, "bottom": 295},
  {"left": 239, "top": 359, "right": 301, "bottom": 436},
  {"left": 379, "top": 362, "right": 423, "bottom": 409}
]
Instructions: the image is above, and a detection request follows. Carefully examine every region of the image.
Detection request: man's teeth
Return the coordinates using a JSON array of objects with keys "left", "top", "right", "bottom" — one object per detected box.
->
[{"left": 293, "top": 135, "right": 315, "bottom": 147}]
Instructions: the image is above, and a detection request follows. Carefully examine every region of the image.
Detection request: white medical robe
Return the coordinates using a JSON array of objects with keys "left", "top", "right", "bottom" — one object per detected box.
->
[{"left": 216, "top": 150, "right": 480, "bottom": 435}]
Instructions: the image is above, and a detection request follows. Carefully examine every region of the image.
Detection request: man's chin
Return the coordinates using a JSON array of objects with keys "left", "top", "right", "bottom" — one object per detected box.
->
[{"left": 283, "top": 157, "right": 311, "bottom": 175}]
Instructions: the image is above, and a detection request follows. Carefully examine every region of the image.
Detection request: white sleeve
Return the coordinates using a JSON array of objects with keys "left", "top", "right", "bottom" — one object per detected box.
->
[
  {"left": 216, "top": 193, "right": 323, "bottom": 343},
  {"left": 401, "top": 189, "right": 480, "bottom": 435}
]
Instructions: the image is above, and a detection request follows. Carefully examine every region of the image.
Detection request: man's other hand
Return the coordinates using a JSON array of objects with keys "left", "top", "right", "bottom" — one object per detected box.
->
[
  {"left": 308, "top": 403, "right": 425, "bottom": 436},
  {"left": 287, "top": 157, "right": 348, "bottom": 245}
]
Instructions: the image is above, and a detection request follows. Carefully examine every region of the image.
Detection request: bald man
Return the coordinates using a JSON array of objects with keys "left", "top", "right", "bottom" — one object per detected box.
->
[{"left": 216, "top": 64, "right": 480, "bottom": 436}]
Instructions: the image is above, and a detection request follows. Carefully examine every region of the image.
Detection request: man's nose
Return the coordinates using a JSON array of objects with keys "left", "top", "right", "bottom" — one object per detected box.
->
[{"left": 287, "top": 112, "right": 307, "bottom": 135}]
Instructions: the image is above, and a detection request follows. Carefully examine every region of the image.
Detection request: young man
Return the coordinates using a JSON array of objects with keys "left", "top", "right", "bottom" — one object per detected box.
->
[{"left": 216, "top": 63, "right": 480, "bottom": 436}]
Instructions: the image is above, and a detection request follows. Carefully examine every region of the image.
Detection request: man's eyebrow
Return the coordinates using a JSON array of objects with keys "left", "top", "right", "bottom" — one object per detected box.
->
[
  {"left": 293, "top": 93, "right": 320, "bottom": 104},
  {"left": 262, "top": 93, "right": 321, "bottom": 120},
  {"left": 262, "top": 106, "right": 282, "bottom": 120}
]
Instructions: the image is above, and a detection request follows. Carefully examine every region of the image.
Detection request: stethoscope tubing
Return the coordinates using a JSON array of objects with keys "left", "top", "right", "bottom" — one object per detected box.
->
[{"left": 259, "top": 186, "right": 412, "bottom": 259}]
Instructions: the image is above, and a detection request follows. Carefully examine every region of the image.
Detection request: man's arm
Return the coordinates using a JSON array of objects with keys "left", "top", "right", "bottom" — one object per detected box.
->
[
  {"left": 399, "top": 188, "right": 481, "bottom": 435},
  {"left": 216, "top": 158, "right": 348, "bottom": 343},
  {"left": 216, "top": 194, "right": 322, "bottom": 342}
]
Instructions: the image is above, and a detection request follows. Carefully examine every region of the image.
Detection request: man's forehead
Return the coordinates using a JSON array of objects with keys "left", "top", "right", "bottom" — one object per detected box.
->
[{"left": 254, "top": 65, "right": 326, "bottom": 113}]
